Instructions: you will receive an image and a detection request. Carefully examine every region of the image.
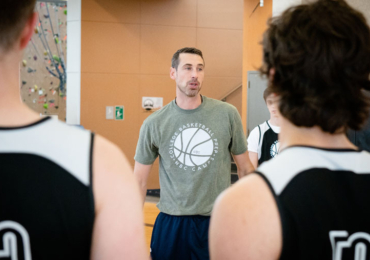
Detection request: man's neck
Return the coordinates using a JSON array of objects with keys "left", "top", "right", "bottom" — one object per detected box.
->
[
  {"left": 279, "top": 118, "right": 356, "bottom": 151},
  {"left": 269, "top": 116, "right": 280, "bottom": 127},
  {"left": 175, "top": 93, "right": 202, "bottom": 110},
  {"left": 0, "top": 55, "right": 40, "bottom": 126}
]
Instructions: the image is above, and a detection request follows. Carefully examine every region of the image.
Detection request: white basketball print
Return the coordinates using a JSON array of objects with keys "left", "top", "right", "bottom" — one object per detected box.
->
[
  {"left": 270, "top": 140, "right": 280, "bottom": 158},
  {"left": 174, "top": 128, "right": 214, "bottom": 166}
]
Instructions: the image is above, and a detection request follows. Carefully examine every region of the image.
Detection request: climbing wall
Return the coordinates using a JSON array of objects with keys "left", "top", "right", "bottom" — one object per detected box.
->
[{"left": 20, "top": 2, "right": 67, "bottom": 121}]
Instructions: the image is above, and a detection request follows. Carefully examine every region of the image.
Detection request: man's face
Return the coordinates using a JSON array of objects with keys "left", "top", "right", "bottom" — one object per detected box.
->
[
  {"left": 266, "top": 94, "right": 280, "bottom": 118},
  {"left": 170, "top": 53, "right": 205, "bottom": 98}
]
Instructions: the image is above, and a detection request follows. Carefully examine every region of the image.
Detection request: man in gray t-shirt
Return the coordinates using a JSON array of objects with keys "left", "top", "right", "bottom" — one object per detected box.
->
[{"left": 134, "top": 47, "right": 254, "bottom": 260}]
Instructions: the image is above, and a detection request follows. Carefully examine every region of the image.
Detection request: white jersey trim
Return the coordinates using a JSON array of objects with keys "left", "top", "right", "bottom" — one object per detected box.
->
[
  {"left": 0, "top": 118, "right": 91, "bottom": 186},
  {"left": 258, "top": 146, "right": 370, "bottom": 195}
]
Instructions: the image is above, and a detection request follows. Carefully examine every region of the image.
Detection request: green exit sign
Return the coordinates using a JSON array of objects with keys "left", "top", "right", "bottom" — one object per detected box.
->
[{"left": 115, "top": 106, "right": 124, "bottom": 120}]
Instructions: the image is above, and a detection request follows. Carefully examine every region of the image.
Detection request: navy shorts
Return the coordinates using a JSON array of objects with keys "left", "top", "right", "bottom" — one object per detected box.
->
[{"left": 150, "top": 212, "right": 210, "bottom": 260}]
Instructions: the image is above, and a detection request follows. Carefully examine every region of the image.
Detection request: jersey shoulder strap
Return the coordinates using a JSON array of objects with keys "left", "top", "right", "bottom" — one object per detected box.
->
[
  {"left": 258, "top": 125, "right": 261, "bottom": 146},
  {"left": 266, "top": 120, "right": 272, "bottom": 129}
]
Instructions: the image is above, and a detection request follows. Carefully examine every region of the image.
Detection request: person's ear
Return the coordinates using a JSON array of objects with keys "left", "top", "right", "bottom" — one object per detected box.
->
[
  {"left": 170, "top": 67, "right": 177, "bottom": 80},
  {"left": 19, "top": 12, "right": 38, "bottom": 50}
]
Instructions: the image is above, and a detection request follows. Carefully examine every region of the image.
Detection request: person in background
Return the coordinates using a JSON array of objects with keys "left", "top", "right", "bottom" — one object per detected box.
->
[
  {"left": 134, "top": 47, "right": 254, "bottom": 260},
  {"left": 247, "top": 87, "right": 281, "bottom": 168},
  {"left": 210, "top": 0, "right": 370, "bottom": 259},
  {"left": 0, "top": 1, "right": 147, "bottom": 259}
]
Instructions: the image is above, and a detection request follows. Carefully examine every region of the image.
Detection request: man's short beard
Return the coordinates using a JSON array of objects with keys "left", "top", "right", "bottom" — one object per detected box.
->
[{"left": 177, "top": 85, "right": 201, "bottom": 97}]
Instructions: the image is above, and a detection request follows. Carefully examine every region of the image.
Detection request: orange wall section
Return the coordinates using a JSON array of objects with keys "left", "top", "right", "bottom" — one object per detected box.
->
[
  {"left": 80, "top": 0, "right": 244, "bottom": 189},
  {"left": 242, "top": 0, "right": 272, "bottom": 132}
]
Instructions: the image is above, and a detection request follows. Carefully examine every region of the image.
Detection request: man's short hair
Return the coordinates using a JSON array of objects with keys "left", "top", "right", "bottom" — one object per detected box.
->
[
  {"left": 171, "top": 47, "right": 204, "bottom": 69},
  {"left": 260, "top": 0, "right": 370, "bottom": 133},
  {"left": 0, "top": 0, "right": 36, "bottom": 52}
]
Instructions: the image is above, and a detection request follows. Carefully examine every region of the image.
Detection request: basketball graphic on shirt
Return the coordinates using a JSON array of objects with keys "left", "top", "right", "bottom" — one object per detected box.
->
[
  {"left": 270, "top": 140, "right": 279, "bottom": 158},
  {"left": 174, "top": 128, "right": 214, "bottom": 166}
]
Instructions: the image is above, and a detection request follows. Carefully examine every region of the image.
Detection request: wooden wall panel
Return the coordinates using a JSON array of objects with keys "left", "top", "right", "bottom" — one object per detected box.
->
[
  {"left": 197, "top": 28, "right": 243, "bottom": 77},
  {"left": 81, "top": 22, "right": 140, "bottom": 74},
  {"left": 80, "top": 73, "right": 141, "bottom": 165},
  {"left": 197, "top": 0, "right": 243, "bottom": 29},
  {"left": 141, "top": 0, "right": 197, "bottom": 27},
  {"left": 140, "top": 25, "right": 197, "bottom": 75},
  {"left": 82, "top": 0, "right": 141, "bottom": 23},
  {"left": 201, "top": 77, "right": 241, "bottom": 100},
  {"left": 225, "top": 87, "right": 242, "bottom": 116},
  {"left": 139, "top": 75, "right": 176, "bottom": 105}
]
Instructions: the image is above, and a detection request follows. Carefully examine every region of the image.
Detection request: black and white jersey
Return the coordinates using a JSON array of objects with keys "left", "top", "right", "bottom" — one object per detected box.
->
[
  {"left": 247, "top": 121, "right": 280, "bottom": 166},
  {"left": 0, "top": 117, "right": 95, "bottom": 260},
  {"left": 256, "top": 146, "right": 370, "bottom": 260}
]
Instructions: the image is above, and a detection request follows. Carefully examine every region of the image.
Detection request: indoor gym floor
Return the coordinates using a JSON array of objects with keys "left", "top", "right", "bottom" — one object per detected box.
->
[{"left": 144, "top": 196, "right": 160, "bottom": 252}]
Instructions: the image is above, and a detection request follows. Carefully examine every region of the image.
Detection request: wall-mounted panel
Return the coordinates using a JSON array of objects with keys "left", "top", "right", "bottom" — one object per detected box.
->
[
  {"left": 141, "top": 0, "right": 197, "bottom": 27},
  {"left": 82, "top": 0, "right": 140, "bottom": 23},
  {"left": 197, "top": 0, "right": 243, "bottom": 29},
  {"left": 140, "top": 25, "right": 196, "bottom": 75},
  {"left": 197, "top": 28, "right": 243, "bottom": 77},
  {"left": 81, "top": 22, "right": 140, "bottom": 74}
]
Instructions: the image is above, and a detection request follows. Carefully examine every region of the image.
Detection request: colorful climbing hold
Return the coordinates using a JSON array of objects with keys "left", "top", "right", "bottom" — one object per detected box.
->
[
  {"left": 53, "top": 55, "right": 61, "bottom": 63},
  {"left": 22, "top": 60, "right": 27, "bottom": 67},
  {"left": 64, "top": 10, "right": 67, "bottom": 15}
]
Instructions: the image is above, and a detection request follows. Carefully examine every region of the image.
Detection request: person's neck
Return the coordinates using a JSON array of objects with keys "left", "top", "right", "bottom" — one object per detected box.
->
[
  {"left": 175, "top": 93, "right": 202, "bottom": 110},
  {"left": 279, "top": 118, "right": 356, "bottom": 151},
  {"left": 269, "top": 116, "right": 280, "bottom": 127},
  {"left": 0, "top": 53, "right": 40, "bottom": 126}
]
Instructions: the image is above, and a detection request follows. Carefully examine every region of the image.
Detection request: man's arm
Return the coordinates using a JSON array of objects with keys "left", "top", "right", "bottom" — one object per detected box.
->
[
  {"left": 133, "top": 161, "right": 153, "bottom": 204},
  {"left": 232, "top": 151, "right": 255, "bottom": 179},
  {"left": 248, "top": 151, "right": 259, "bottom": 169},
  {"left": 209, "top": 174, "right": 282, "bottom": 260},
  {"left": 91, "top": 135, "right": 148, "bottom": 260}
]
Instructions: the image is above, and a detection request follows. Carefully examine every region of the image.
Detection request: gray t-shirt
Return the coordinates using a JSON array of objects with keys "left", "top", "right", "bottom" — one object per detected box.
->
[{"left": 135, "top": 96, "right": 247, "bottom": 216}]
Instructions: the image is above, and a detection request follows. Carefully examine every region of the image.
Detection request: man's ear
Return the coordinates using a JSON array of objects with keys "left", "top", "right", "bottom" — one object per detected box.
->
[
  {"left": 20, "top": 12, "right": 38, "bottom": 50},
  {"left": 170, "top": 67, "right": 177, "bottom": 80}
]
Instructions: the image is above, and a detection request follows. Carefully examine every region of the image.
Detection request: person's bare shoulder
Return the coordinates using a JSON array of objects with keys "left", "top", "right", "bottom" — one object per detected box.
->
[
  {"left": 210, "top": 174, "right": 282, "bottom": 260},
  {"left": 91, "top": 134, "right": 148, "bottom": 260}
]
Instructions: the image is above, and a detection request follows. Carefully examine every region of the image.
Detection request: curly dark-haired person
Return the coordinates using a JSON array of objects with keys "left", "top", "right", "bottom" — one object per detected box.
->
[{"left": 210, "top": 0, "right": 370, "bottom": 259}]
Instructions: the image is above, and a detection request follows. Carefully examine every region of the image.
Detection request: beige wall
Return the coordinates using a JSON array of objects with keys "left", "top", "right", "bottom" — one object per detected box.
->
[{"left": 80, "top": 0, "right": 244, "bottom": 188}]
